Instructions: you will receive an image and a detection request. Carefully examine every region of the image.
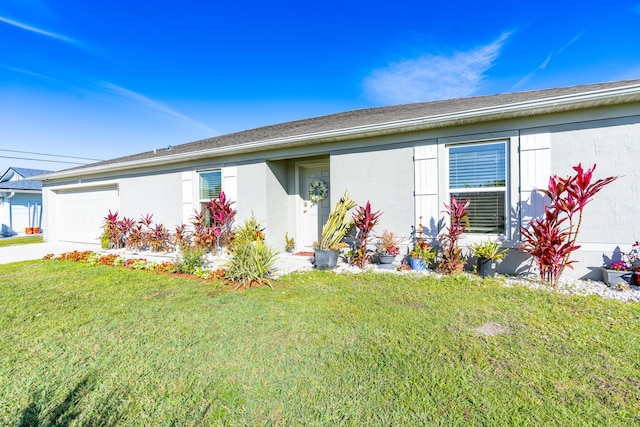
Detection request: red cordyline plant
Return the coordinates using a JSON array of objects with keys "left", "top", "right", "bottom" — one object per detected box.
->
[
  {"left": 351, "top": 201, "right": 382, "bottom": 268},
  {"left": 438, "top": 195, "right": 470, "bottom": 274},
  {"left": 192, "top": 192, "right": 237, "bottom": 251},
  {"left": 207, "top": 192, "right": 236, "bottom": 242},
  {"left": 102, "top": 210, "right": 121, "bottom": 248},
  {"left": 520, "top": 163, "right": 618, "bottom": 287}
]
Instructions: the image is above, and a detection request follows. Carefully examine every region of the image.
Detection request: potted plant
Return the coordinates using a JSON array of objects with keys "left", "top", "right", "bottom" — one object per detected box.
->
[
  {"left": 409, "top": 240, "right": 436, "bottom": 271},
  {"left": 314, "top": 190, "right": 356, "bottom": 269},
  {"left": 284, "top": 232, "right": 295, "bottom": 253},
  {"left": 376, "top": 230, "right": 401, "bottom": 265},
  {"left": 601, "top": 241, "right": 639, "bottom": 286},
  {"left": 469, "top": 239, "right": 509, "bottom": 278}
]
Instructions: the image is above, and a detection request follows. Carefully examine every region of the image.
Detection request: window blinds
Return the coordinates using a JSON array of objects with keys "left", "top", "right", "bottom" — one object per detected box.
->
[
  {"left": 449, "top": 142, "right": 506, "bottom": 234},
  {"left": 199, "top": 171, "right": 222, "bottom": 200}
]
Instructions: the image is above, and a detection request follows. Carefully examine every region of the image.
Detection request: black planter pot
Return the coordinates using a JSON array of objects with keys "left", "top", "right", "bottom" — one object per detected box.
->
[
  {"left": 477, "top": 258, "right": 498, "bottom": 278},
  {"left": 314, "top": 249, "right": 339, "bottom": 269}
]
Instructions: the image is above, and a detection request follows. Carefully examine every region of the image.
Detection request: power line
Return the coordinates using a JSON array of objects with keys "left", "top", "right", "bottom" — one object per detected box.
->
[
  {"left": 0, "top": 155, "right": 89, "bottom": 165},
  {"left": 0, "top": 148, "right": 103, "bottom": 162}
]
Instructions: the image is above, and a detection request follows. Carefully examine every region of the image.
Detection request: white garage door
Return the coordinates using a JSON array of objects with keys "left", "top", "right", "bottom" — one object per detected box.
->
[{"left": 56, "top": 186, "right": 119, "bottom": 244}]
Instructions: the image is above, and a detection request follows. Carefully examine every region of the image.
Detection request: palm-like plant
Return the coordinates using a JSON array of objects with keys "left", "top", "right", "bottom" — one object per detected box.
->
[{"left": 318, "top": 190, "right": 356, "bottom": 251}]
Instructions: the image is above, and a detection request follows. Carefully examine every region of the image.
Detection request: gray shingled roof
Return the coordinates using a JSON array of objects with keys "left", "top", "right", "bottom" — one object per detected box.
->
[
  {"left": 47, "top": 78, "right": 640, "bottom": 176},
  {"left": 0, "top": 179, "right": 43, "bottom": 191},
  {"left": 11, "top": 167, "right": 54, "bottom": 178},
  {"left": 1, "top": 167, "right": 53, "bottom": 182}
]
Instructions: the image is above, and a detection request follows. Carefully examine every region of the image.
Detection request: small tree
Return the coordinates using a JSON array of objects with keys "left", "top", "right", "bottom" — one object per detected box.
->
[{"left": 520, "top": 163, "right": 618, "bottom": 287}]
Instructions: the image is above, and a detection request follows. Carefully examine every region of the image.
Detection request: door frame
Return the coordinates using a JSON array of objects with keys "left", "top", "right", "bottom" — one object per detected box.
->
[{"left": 294, "top": 159, "right": 330, "bottom": 251}]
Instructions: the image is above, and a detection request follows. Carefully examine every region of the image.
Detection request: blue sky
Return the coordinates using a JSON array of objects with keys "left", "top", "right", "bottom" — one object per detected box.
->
[{"left": 1, "top": 0, "right": 639, "bottom": 173}]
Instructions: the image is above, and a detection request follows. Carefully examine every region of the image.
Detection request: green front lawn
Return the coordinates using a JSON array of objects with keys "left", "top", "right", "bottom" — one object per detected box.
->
[
  {"left": 1, "top": 261, "right": 639, "bottom": 425},
  {"left": 0, "top": 235, "right": 43, "bottom": 247}
]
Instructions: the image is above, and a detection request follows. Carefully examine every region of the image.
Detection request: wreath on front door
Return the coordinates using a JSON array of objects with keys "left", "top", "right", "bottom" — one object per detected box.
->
[{"left": 308, "top": 179, "right": 328, "bottom": 204}]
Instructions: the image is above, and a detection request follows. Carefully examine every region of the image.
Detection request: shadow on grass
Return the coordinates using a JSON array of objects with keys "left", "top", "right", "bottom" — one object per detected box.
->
[{"left": 18, "top": 374, "right": 124, "bottom": 426}]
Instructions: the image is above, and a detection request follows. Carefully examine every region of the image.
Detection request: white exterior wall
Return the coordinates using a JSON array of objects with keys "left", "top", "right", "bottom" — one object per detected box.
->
[
  {"left": 331, "top": 145, "right": 415, "bottom": 247},
  {"left": 265, "top": 160, "right": 290, "bottom": 250},
  {"left": 547, "top": 116, "right": 640, "bottom": 279},
  {"left": 236, "top": 161, "right": 267, "bottom": 226},
  {"left": 0, "top": 193, "right": 42, "bottom": 236},
  {"left": 119, "top": 172, "right": 183, "bottom": 228}
]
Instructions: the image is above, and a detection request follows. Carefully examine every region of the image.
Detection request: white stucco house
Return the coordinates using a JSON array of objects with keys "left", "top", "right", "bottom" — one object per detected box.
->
[
  {"left": 0, "top": 167, "right": 51, "bottom": 237},
  {"left": 36, "top": 79, "right": 640, "bottom": 280}
]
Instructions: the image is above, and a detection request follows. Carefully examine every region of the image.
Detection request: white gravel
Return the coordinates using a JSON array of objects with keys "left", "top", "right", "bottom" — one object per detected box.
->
[
  {"left": 324, "top": 261, "right": 640, "bottom": 303},
  {"left": 101, "top": 249, "right": 640, "bottom": 303}
]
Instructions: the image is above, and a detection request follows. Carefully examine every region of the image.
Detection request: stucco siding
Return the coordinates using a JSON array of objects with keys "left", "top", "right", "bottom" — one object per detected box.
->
[
  {"left": 265, "top": 160, "right": 290, "bottom": 250},
  {"left": 236, "top": 161, "right": 267, "bottom": 227},
  {"left": 546, "top": 115, "right": 640, "bottom": 279},
  {"left": 119, "top": 172, "right": 183, "bottom": 229},
  {"left": 330, "top": 145, "right": 415, "bottom": 246}
]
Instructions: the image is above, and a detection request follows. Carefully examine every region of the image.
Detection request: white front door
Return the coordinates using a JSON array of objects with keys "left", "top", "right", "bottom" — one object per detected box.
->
[{"left": 300, "top": 165, "right": 330, "bottom": 249}]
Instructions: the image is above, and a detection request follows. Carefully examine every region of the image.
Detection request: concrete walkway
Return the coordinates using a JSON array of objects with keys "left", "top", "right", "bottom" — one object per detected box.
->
[
  {"left": 0, "top": 241, "right": 100, "bottom": 265},
  {"left": 0, "top": 240, "right": 314, "bottom": 276}
]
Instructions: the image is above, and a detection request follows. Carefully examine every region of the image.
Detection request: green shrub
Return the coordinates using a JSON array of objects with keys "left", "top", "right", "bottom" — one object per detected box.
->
[
  {"left": 226, "top": 215, "right": 278, "bottom": 289},
  {"left": 174, "top": 245, "right": 207, "bottom": 274}
]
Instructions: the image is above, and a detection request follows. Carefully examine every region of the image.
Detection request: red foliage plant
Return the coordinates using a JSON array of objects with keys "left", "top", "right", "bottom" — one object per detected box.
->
[
  {"left": 520, "top": 163, "right": 618, "bottom": 287},
  {"left": 438, "top": 195, "right": 470, "bottom": 274},
  {"left": 351, "top": 201, "right": 382, "bottom": 268},
  {"left": 193, "top": 192, "right": 237, "bottom": 251}
]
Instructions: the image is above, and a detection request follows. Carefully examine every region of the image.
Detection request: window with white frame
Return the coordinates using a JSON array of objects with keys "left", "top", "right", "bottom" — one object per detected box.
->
[
  {"left": 199, "top": 169, "right": 222, "bottom": 206},
  {"left": 448, "top": 141, "right": 506, "bottom": 234}
]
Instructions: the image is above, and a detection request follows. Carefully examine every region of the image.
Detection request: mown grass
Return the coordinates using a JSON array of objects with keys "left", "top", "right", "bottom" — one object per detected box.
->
[
  {"left": 1, "top": 261, "right": 640, "bottom": 425},
  {"left": 0, "top": 235, "right": 43, "bottom": 247}
]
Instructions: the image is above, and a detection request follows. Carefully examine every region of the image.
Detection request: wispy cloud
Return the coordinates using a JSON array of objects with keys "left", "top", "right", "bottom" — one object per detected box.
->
[
  {"left": 512, "top": 31, "right": 584, "bottom": 89},
  {"left": 1, "top": 65, "right": 57, "bottom": 81},
  {"left": 99, "top": 82, "right": 216, "bottom": 137},
  {"left": 0, "top": 15, "right": 80, "bottom": 46},
  {"left": 362, "top": 32, "right": 511, "bottom": 104},
  {"left": 2, "top": 64, "right": 214, "bottom": 137}
]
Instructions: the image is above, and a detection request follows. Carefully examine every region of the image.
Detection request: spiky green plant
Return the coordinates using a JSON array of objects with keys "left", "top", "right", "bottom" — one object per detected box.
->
[
  {"left": 226, "top": 215, "right": 278, "bottom": 289},
  {"left": 319, "top": 190, "right": 356, "bottom": 250}
]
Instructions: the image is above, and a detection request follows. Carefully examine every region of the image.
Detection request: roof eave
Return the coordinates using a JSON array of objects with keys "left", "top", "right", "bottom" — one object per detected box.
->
[
  {"left": 0, "top": 189, "right": 42, "bottom": 194},
  {"left": 36, "top": 83, "right": 640, "bottom": 182}
]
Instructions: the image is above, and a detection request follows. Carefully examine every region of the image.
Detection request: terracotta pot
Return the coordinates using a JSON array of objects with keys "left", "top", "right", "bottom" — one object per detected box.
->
[
  {"left": 33, "top": 227, "right": 40, "bottom": 234},
  {"left": 25, "top": 227, "right": 34, "bottom": 235}
]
